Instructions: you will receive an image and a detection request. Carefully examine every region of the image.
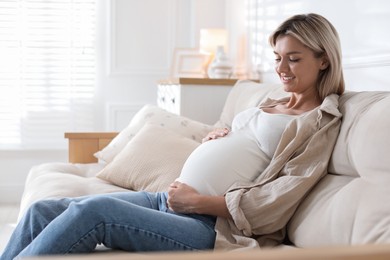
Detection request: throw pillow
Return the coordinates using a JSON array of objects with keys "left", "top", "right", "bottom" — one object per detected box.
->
[
  {"left": 94, "top": 104, "right": 212, "bottom": 163},
  {"left": 96, "top": 123, "right": 200, "bottom": 192}
]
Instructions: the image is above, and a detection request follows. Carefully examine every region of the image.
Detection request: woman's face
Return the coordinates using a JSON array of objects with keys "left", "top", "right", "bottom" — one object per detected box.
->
[{"left": 273, "top": 35, "right": 327, "bottom": 95}]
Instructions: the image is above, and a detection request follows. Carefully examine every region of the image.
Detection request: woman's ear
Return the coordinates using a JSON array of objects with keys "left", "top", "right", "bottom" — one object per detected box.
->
[{"left": 319, "top": 55, "right": 329, "bottom": 70}]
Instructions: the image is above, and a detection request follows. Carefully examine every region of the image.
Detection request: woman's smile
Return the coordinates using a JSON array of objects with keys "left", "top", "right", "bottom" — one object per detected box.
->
[{"left": 281, "top": 74, "right": 295, "bottom": 84}]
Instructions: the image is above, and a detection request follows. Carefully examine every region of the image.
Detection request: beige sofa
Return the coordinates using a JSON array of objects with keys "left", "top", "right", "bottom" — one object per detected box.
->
[{"left": 18, "top": 80, "right": 390, "bottom": 259}]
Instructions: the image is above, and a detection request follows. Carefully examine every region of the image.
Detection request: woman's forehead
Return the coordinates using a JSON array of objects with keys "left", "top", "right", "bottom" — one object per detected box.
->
[{"left": 274, "top": 35, "right": 312, "bottom": 54}]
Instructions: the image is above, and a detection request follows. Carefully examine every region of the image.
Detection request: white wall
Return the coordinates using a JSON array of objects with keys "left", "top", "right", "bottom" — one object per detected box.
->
[{"left": 95, "top": 0, "right": 227, "bottom": 131}]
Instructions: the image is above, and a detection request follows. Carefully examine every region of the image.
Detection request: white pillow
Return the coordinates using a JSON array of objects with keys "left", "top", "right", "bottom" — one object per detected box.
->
[
  {"left": 94, "top": 105, "right": 213, "bottom": 163},
  {"left": 96, "top": 124, "right": 200, "bottom": 192}
]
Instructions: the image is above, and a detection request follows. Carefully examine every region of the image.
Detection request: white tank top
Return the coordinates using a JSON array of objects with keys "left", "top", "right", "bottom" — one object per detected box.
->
[{"left": 178, "top": 107, "right": 296, "bottom": 195}]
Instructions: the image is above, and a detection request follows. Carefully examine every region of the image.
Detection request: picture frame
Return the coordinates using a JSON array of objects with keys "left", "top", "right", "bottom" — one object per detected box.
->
[{"left": 170, "top": 48, "right": 210, "bottom": 78}]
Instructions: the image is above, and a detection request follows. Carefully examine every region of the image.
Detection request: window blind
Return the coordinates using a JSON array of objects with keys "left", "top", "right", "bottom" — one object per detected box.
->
[
  {"left": 245, "top": 0, "right": 302, "bottom": 73},
  {"left": 0, "top": 0, "right": 96, "bottom": 149},
  {"left": 246, "top": 0, "right": 276, "bottom": 74},
  {"left": 246, "top": 0, "right": 262, "bottom": 71}
]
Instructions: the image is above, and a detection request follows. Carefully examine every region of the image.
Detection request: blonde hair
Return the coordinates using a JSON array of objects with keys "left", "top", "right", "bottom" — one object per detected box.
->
[{"left": 269, "top": 13, "right": 345, "bottom": 100}]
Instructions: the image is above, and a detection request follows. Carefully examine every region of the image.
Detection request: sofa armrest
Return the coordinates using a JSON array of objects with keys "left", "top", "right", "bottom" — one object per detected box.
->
[{"left": 64, "top": 132, "right": 118, "bottom": 163}]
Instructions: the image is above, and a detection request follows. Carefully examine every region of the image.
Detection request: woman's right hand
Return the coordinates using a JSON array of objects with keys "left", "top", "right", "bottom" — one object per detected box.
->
[{"left": 202, "top": 128, "right": 230, "bottom": 143}]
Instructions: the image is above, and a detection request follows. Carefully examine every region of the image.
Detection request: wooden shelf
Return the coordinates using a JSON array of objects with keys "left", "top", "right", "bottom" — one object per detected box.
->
[
  {"left": 64, "top": 132, "right": 118, "bottom": 139},
  {"left": 158, "top": 77, "right": 240, "bottom": 86}
]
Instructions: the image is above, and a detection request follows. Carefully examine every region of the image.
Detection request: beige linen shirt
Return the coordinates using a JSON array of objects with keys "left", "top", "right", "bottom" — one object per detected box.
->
[{"left": 214, "top": 94, "right": 342, "bottom": 250}]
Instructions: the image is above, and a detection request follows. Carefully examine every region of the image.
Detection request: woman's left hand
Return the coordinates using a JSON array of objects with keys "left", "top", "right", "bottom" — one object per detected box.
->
[{"left": 167, "top": 181, "right": 200, "bottom": 214}]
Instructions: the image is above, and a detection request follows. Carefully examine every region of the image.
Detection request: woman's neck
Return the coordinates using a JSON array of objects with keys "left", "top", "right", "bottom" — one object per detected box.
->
[
  {"left": 261, "top": 92, "right": 321, "bottom": 116},
  {"left": 285, "top": 93, "right": 321, "bottom": 113}
]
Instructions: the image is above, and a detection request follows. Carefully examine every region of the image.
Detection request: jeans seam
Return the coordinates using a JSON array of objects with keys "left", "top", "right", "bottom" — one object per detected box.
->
[
  {"left": 66, "top": 222, "right": 200, "bottom": 253},
  {"left": 66, "top": 222, "right": 105, "bottom": 254},
  {"left": 106, "top": 223, "right": 199, "bottom": 250},
  {"left": 145, "top": 192, "right": 157, "bottom": 210}
]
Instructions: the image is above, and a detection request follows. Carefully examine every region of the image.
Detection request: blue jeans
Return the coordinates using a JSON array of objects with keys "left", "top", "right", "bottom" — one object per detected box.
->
[{"left": 0, "top": 192, "right": 216, "bottom": 259}]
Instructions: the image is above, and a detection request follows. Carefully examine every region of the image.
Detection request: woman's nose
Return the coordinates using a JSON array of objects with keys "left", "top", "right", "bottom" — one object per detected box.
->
[{"left": 276, "top": 59, "right": 289, "bottom": 73}]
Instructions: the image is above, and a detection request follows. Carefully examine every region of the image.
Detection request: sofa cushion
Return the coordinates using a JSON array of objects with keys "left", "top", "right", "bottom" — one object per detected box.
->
[
  {"left": 289, "top": 174, "right": 390, "bottom": 246},
  {"left": 347, "top": 94, "right": 390, "bottom": 181},
  {"left": 288, "top": 91, "right": 390, "bottom": 246},
  {"left": 94, "top": 105, "right": 212, "bottom": 163},
  {"left": 97, "top": 124, "right": 200, "bottom": 192},
  {"left": 329, "top": 92, "right": 390, "bottom": 178}
]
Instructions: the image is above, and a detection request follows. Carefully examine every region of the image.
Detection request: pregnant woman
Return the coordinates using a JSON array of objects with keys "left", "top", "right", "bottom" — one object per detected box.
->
[
  {"left": 1, "top": 13, "right": 344, "bottom": 259},
  {"left": 178, "top": 107, "right": 298, "bottom": 196}
]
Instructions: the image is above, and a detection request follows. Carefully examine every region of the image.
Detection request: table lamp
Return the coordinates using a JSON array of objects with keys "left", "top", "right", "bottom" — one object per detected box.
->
[{"left": 199, "top": 29, "right": 233, "bottom": 78}]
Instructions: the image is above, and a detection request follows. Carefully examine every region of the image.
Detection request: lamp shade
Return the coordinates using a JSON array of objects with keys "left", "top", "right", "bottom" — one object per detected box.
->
[{"left": 199, "top": 29, "right": 228, "bottom": 55}]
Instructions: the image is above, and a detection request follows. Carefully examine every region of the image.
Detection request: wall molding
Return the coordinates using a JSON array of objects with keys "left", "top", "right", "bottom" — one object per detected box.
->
[
  {"left": 343, "top": 53, "right": 390, "bottom": 69},
  {"left": 106, "top": 103, "right": 144, "bottom": 131},
  {"left": 107, "top": 0, "right": 177, "bottom": 77}
]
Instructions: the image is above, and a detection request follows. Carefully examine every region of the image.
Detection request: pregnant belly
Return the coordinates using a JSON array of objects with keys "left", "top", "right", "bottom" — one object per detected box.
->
[{"left": 177, "top": 132, "right": 270, "bottom": 195}]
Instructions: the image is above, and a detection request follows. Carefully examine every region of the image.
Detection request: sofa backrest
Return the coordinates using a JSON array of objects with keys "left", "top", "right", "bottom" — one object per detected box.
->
[{"left": 329, "top": 91, "right": 390, "bottom": 179}]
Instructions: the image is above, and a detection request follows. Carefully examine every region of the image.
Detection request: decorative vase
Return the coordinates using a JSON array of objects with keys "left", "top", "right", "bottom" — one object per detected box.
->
[{"left": 207, "top": 46, "right": 233, "bottom": 79}]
